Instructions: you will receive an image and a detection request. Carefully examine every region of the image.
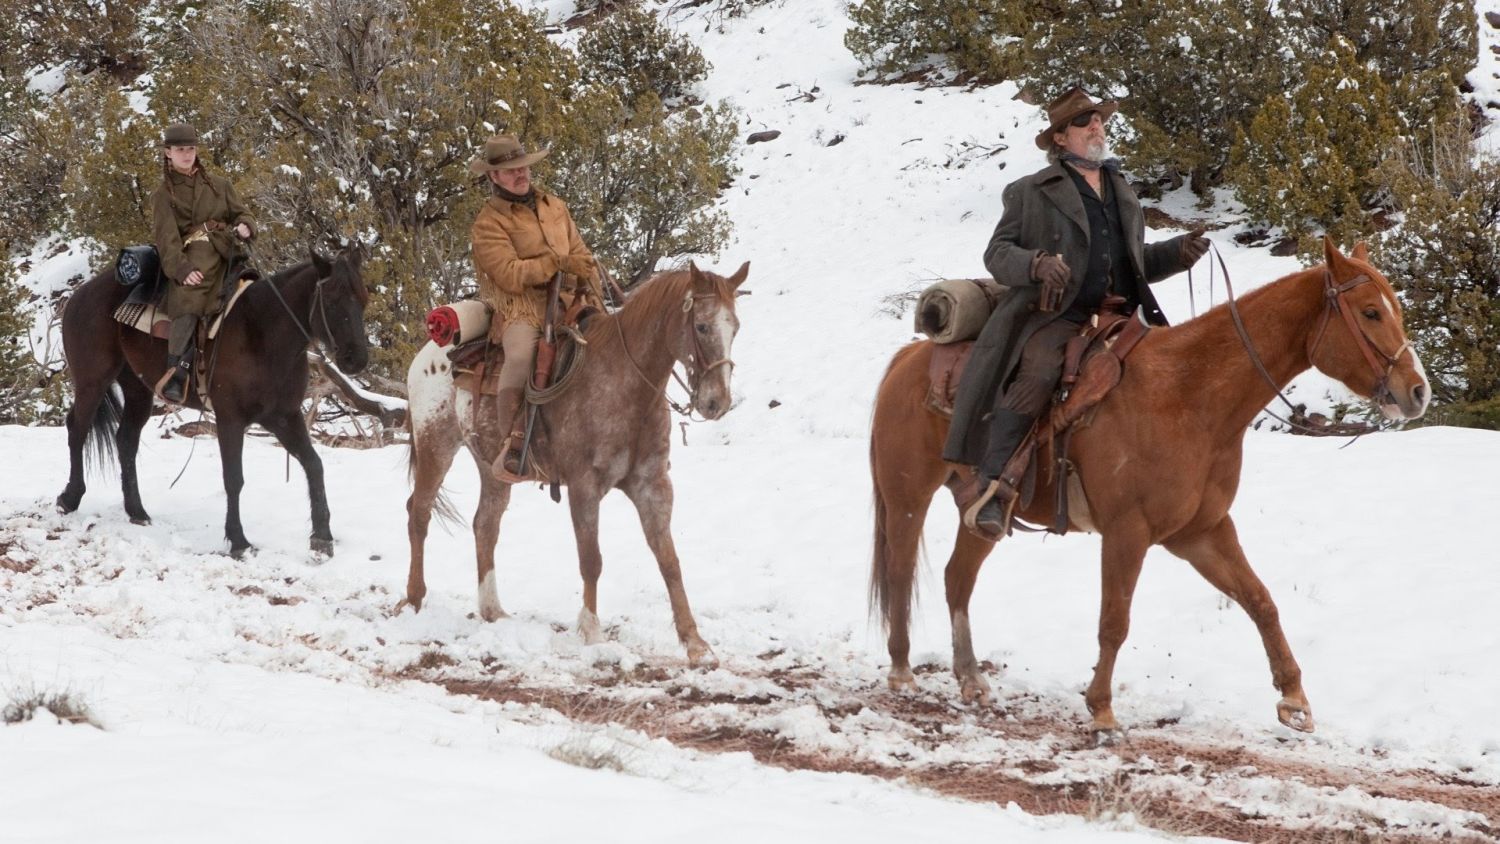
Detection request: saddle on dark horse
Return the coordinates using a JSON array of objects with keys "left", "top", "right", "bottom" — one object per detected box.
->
[
  {"left": 920, "top": 283, "right": 1151, "bottom": 537},
  {"left": 112, "top": 244, "right": 259, "bottom": 406}
]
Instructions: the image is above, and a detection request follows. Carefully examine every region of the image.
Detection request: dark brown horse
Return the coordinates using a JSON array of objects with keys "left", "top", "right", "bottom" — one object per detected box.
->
[
  {"left": 56, "top": 247, "right": 370, "bottom": 558},
  {"left": 869, "top": 240, "right": 1429, "bottom": 735},
  {"left": 404, "top": 262, "right": 748, "bottom": 666}
]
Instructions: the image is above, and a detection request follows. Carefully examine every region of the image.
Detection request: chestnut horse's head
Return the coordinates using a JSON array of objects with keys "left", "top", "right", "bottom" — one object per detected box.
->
[
  {"left": 1309, "top": 239, "right": 1429, "bottom": 421},
  {"left": 675, "top": 261, "right": 749, "bottom": 420}
]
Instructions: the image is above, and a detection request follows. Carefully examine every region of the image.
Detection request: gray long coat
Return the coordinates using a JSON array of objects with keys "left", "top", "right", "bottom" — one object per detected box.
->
[{"left": 942, "top": 163, "right": 1193, "bottom": 466}]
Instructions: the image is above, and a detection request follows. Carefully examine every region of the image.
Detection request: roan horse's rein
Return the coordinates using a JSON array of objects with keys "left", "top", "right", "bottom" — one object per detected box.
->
[
  {"left": 606, "top": 266, "right": 735, "bottom": 419},
  {"left": 1202, "top": 244, "right": 1410, "bottom": 438}
]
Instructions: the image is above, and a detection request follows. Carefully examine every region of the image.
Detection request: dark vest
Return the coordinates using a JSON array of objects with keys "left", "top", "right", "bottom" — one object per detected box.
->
[{"left": 1062, "top": 165, "right": 1139, "bottom": 322}]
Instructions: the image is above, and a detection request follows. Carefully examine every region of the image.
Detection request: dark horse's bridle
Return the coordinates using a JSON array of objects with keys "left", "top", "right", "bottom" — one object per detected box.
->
[
  {"left": 1213, "top": 246, "right": 1412, "bottom": 435},
  {"left": 261, "top": 258, "right": 352, "bottom": 364}
]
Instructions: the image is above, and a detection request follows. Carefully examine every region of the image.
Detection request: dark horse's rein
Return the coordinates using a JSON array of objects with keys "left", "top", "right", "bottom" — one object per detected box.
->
[{"left": 1198, "top": 245, "right": 1409, "bottom": 440}]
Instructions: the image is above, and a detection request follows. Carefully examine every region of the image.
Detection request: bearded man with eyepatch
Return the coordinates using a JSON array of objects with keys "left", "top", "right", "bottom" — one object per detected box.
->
[{"left": 946, "top": 87, "right": 1213, "bottom": 539}]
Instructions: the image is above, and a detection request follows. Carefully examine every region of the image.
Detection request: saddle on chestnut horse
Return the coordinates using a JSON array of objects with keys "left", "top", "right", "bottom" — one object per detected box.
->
[{"left": 929, "top": 305, "right": 1151, "bottom": 534}]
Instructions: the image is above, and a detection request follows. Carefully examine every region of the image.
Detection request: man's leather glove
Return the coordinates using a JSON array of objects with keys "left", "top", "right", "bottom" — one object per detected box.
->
[
  {"left": 1181, "top": 228, "right": 1210, "bottom": 266},
  {"left": 532, "top": 251, "right": 561, "bottom": 285},
  {"left": 559, "top": 253, "right": 596, "bottom": 281},
  {"left": 1032, "top": 252, "right": 1070, "bottom": 312}
]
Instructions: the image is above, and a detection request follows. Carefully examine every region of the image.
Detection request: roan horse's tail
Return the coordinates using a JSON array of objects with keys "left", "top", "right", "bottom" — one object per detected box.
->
[
  {"left": 404, "top": 402, "right": 463, "bottom": 529},
  {"left": 868, "top": 344, "right": 925, "bottom": 632}
]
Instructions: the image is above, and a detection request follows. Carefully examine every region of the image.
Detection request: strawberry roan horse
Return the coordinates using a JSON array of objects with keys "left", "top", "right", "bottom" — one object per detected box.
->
[
  {"left": 404, "top": 262, "right": 748, "bottom": 666},
  {"left": 869, "top": 240, "right": 1429, "bottom": 734}
]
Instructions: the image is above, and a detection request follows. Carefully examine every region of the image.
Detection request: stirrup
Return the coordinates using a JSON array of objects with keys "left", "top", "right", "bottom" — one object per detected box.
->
[
  {"left": 155, "top": 364, "right": 190, "bottom": 405},
  {"left": 962, "top": 478, "right": 1018, "bottom": 541},
  {"left": 490, "top": 433, "right": 546, "bottom": 485}
]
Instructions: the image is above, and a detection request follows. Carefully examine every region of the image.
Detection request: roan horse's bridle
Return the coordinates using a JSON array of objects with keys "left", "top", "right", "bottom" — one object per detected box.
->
[
  {"left": 613, "top": 275, "right": 736, "bottom": 419},
  {"left": 1212, "top": 246, "right": 1412, "bottom": 436}
]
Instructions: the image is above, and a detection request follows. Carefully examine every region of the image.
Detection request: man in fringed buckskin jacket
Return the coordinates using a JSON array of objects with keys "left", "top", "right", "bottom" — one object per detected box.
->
[
  {"left": 946, "top": 87, "right": 1211, "bottom": 539},
  {"left": 469, "top": 134, "right": 604, "bottom": 482}
]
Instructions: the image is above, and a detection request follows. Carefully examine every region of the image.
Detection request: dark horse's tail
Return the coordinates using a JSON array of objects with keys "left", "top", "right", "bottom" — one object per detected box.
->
[
  {"left": 82, "top": 386, "right": 124, "bottom": 474},
  {"left": 868, "top": 344, "right": 924, "bottom": 632}
]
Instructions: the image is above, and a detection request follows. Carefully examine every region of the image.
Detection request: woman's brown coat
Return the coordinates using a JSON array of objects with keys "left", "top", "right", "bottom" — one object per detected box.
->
[{"left": 150, "top": 164, "right": 255, "bottom": 318}]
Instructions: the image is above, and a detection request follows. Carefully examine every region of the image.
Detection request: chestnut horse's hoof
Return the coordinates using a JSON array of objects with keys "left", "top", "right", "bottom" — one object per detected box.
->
[
  {"left": 1277, "top": 698, "right": 1316, "bottom": 733},
  {"left": 1092, "top": 726, "right": 1126, "bottom": 747},
  {"left": 686, "top": 639, "right": 718, "bottom": 670},
  {"left": 887, "top": 667, "right": 918, "bottom": 693}
]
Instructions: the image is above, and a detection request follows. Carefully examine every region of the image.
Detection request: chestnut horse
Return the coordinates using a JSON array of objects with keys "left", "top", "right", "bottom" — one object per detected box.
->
[
  {"left": 56, "top": 248, "right": 370, "bottom": 558},
  {"left": 869, "top": 240, "right": 1429, "bottom": 734},
  {"left": 404, "top": 262, "right": 748, "bottom": 666}
]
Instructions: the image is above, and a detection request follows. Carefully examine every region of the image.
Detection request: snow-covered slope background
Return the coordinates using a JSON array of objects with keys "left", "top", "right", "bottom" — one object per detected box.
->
[{"left": 3, "top": 1, "right": 1498, "bottom": 841}]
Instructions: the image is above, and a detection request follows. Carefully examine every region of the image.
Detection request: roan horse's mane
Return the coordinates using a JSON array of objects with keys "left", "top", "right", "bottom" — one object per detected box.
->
[{"left": 587, "top": 266, "right": 735, "bottom": 347}]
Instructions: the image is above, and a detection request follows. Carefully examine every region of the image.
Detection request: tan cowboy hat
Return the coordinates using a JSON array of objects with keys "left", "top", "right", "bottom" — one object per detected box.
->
[
  {"left": 1034, "top": 87, "right": 1118, "bottom": 150},
  {"left": 468, "top": 134, "right": 549, "bottom": 175}
]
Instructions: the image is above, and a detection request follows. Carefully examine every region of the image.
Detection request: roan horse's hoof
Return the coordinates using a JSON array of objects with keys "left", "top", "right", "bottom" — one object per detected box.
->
[
  {"left": 887, "top": 667, "right": 918, "bottom": 693},
  {"left": 686, "top": 640, "right": 719, "bottom": 670}
]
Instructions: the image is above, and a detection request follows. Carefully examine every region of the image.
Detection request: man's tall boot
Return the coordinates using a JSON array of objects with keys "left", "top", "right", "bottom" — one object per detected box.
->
[
  {"left": 964, "top": 409, "right": 1036, "bottom": 539},
  {"left": 490, "top": 387, "right": 533, "bottom": 483},
  {"left": 156, "top": 315, "right": 198, "bottom": 404}
]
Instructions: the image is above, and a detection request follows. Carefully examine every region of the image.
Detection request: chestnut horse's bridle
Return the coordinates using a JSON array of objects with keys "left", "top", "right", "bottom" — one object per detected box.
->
[{"left": 1211, "top": 246, "right": 1410, "bottom": 435}]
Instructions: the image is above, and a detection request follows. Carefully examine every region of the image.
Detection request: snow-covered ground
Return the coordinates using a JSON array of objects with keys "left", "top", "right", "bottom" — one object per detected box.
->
[{"left": 4, "top": 1, "right": 1499, "bottom": 841}]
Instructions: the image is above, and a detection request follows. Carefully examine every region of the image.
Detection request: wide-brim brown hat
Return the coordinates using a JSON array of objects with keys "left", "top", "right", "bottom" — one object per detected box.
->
[
  {"left": 1034, "top": 87, "right": 1118, "bottom": 150},
  {"left": 163, "top": 122, "right": 199, "bottom": 147},
  {"left": 468, "top": 134, "right": 549, "bottom": 175}
]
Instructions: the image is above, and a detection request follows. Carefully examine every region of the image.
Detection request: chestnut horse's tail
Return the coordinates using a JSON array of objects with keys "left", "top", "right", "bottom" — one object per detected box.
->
[{"left": 868, "top": 343, "right": 926, "bottom": 632}]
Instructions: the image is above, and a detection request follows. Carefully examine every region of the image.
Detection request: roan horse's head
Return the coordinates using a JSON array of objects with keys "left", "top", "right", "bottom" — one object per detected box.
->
[
  {"left": 678, "top": 261, "right": 750, "bottom": 420},
  {"left": 1311, "top": 238, "right": 1429, "bottom": 421},
  {"left": 309, "top": 245, "right": 372, "bottom": 375}
]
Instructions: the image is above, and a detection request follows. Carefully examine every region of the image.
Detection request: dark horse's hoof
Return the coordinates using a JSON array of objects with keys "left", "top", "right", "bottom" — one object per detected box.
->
[
  {"left": 309, "top": 536, "right": 334, "bottom": 559},
  {"left": 56, "top": 492, "right": 80, "bottom": 514},
  {"left": 129, "top": 516, "right": 152, "bottom": 526},
  {"left": 228, "top": 543, "right": 256, "bottom": 560}
]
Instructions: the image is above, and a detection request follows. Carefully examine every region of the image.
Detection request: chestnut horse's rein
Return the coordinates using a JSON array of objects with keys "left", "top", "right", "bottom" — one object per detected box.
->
[{"left": 1199, "top": 245, "right": 1405, "bottom": 438}]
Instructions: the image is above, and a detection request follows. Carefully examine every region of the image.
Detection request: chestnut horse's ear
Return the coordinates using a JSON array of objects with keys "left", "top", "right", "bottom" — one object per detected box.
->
[
  {"left": 1322, "top": 235, "right": 1344, "bottom": 273},
  {"left": 727, "top": 260, "right": 749, "bottom": 290},
  {"left": 1351, "top": 241, "right": 1369, "bottom": 262},
  {"left": 310, "top": 248, "right": 332, "bottom": 277}
]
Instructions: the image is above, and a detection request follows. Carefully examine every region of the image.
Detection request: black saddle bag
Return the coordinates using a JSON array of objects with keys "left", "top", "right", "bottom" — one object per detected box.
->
[{"left": 115, "top": 244, "right": 166, "bottom": 306}]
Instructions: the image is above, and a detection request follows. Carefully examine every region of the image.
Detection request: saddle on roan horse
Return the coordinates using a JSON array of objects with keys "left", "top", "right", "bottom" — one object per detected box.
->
[
  {"left": 917, "top": 280, "right": 1151, "bottom": 535},
  {"left": 111, "top": 244, "right": 258, "bottom": 405},
  {"left": 426, "top": 290, "right": 596, "bottom": 492}
]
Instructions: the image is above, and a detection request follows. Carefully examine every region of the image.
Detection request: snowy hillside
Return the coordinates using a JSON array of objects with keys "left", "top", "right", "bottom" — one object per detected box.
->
[{"left": 3, "top": 2, "right": 1499, "bottom": 842}]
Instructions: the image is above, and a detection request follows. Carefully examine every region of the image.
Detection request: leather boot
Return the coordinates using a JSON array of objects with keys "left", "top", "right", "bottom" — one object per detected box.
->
[
  {"left": 490, "top": 387, "right": 534, "bottom": 483},
  {"left": 962, "top": 409, "right": 1036, "bottom": 539},
  {"left": 156, "top": 315, "right": 198, "bottom": 404}
]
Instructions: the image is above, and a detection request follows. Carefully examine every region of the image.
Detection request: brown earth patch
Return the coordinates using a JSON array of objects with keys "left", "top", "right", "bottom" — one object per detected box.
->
[{"left": 410, "top": 669, "right": 1497, "bottom": 844}]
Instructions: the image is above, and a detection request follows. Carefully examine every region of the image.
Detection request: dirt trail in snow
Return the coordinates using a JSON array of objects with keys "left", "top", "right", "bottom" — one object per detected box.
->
[
  {"left": 3, "top": 507, "right": 1496, "bottom": 843},
  {"left": 414, "top": 660, "right": 1499, "bottom": 844}
]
